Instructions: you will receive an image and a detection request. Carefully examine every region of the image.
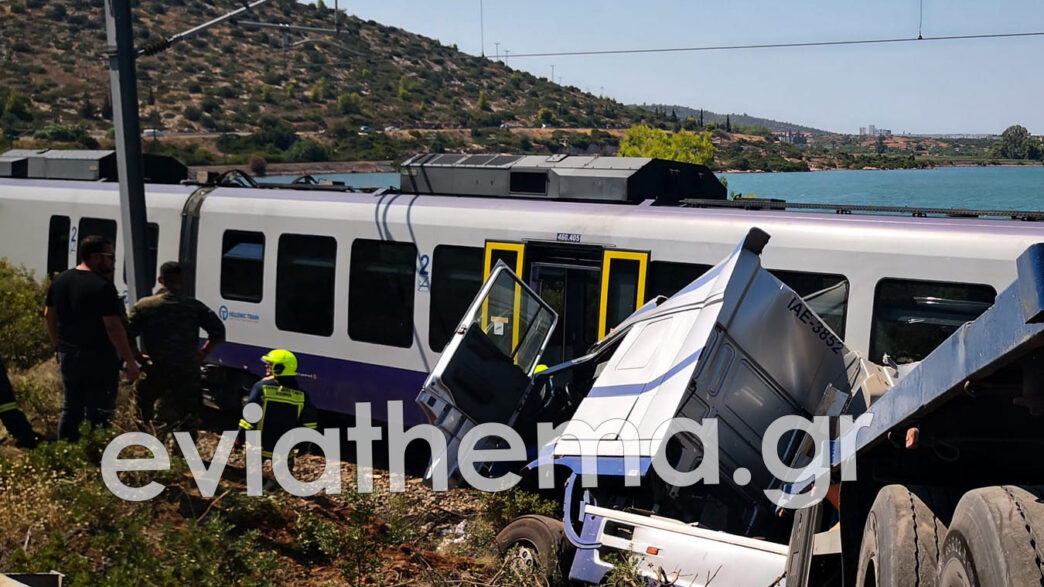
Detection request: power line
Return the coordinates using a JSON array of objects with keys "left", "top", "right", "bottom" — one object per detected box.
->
[
  {"left": 246, "top": 28, "right": 1044, "bottom": 72},
  {"left": 504, "top": 30, "right": 1044, "bottom": 59}
]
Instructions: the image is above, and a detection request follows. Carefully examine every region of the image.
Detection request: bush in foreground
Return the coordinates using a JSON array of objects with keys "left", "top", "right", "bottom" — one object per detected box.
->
[{"left": 0, "top": 259, "right": 50, "bottom": 368}]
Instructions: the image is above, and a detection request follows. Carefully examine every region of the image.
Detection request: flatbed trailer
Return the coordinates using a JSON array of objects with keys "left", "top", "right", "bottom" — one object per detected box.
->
[{"left": 783, "top": 242, "right": 1044, "bottom": 587}]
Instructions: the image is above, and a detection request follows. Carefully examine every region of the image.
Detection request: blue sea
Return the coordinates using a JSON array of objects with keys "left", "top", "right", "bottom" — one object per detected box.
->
[
  {"left": 263, "top": 172, "right": 400, "bottom": 189},
  {"left": 721, "top": 166, "right": 1044, "bottom": 211},
  {"left": 269, "top": 166, "right": 1044, "bottom": 211}
]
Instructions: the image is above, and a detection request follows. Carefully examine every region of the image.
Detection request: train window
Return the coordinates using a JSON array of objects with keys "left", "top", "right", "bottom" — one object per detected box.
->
[
  {"left": 47, "top": 215, "right": 70, "bottom": 276},
  {"left": 870, "top": 279, "right": 995, "bottom": 364},
  {"left": 770, "top": 270, "right": 849, "bottom": 338},
  {"left": 645, "top": 261, "right": 712, "bottom": 300},
  {"left": 509, "top": 172, "right": 547, "bottom": 195},
  {"left": 221, "top": 230, "right": 265, "bottom": 302},
  {"left": 121, "top": 223, "right": 159, "bottom": 290},
  {"left": 77, "top": 217, "right": 116, "bottom": 261},
  {"left": 349, "top": 239, "right": 417, "bottom": 348},
  {"left": 276, "top": 234, "right": 336, "bottom": 336},
  {"left": 605, "top": 258, "right": 641, "bottom": 332},
  {"left": 429, "top": 245, "right": 484, "bottom": 352}
]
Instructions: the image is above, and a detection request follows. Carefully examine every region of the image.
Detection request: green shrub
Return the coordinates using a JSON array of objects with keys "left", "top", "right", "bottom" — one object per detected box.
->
[
  {"left": 295, "top": 511, "right": 346, "bottom": 560},
  {"left": 199, "top": 96, "right": 220, "bottom": 113},
  {"left": 0, "top": 260, "right": 50, "bottom": 368},
  {"left": 602, "top": 551, "right": 644, "bottom": 586},
  {"left": 284, "top": 139, "right": 330, "bottom": 163},
  {"left": 295, "top": 508, "right": 383, "bottom": 583},
  {"left": 481, "top": 488, "right": 559, "bottom": 529},
  {"left": 32, "top": 124, "right": 88, "bottom": 144},
  {"left": 3, "top": 431, "right": 279, "bottom": 584}
]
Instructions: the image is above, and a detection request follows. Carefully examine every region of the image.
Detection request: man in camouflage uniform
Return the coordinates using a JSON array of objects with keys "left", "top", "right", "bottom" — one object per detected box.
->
[{"left": 128, "top": 261, "right": 225, "bottom": 438}]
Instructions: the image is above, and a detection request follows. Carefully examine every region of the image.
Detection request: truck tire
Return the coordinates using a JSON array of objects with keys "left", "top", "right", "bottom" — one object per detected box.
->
[
  {"left": 855, "top": 485, "right": 948, "bottom": 587},
  {"left": 937, "top": 486, "right": 1044, "bottom": 587},
  {"left": 495, "top": 515, "right": 569, "bottom": 579}
]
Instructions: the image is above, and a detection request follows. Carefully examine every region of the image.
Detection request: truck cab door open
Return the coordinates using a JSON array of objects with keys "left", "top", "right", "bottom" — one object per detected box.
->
[{"left": 418, "top": 263, "right": 558, "bottom": 480}]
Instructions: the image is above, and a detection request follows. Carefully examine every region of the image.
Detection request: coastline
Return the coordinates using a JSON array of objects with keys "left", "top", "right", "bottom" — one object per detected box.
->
[
  {"left": 188, "top": 158, "right": 1041, "bottom": 177},
  {"left": 724, "top": 160, "right": 1044, "bottom": 173}
]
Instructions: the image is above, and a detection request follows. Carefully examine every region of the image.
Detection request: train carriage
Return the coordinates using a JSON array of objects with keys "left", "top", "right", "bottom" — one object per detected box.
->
[{"left": 2, "top": 150, "right": 1041, "bottom": 424}]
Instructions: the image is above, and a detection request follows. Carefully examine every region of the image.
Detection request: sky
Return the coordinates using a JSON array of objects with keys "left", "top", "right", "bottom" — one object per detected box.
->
[{"left": 337, "top": 1, "right": 1044, "bottom": 135}]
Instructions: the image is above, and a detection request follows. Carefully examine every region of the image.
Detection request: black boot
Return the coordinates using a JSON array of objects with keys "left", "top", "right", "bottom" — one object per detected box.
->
[
  {"left": 2, "top": 409, "right": 40, "bottom": 449},
  {"left": 14, "top": 431, "right": 42, "bottom": 449}
]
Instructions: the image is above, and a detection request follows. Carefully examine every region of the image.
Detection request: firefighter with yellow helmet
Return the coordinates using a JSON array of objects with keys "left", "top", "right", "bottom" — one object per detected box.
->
[{"left": 236, "top": 349, "right": 317, "bottom": 458}]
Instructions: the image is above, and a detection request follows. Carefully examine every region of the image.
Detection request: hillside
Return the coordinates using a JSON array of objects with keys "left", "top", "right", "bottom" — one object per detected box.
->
[
  {"left": 0, "top": 0, "right": 660, "bottom": 161},
  {"left": 0, "top": 0, "right": 1024, "bottom": 172},
  {"left": 639, "top": 104, "right": 831, "bottom": 135}
]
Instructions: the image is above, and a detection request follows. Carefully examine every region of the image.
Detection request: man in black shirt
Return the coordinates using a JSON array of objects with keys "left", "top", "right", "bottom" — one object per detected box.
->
[{"left": 45, "top": 235, "right": 140, "bottom": 440}]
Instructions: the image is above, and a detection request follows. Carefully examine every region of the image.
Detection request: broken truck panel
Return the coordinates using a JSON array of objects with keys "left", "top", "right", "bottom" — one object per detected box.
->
[
  {"left": 550, "top": 228, "right": 888, "bottom": 522},
  {"left": 569, "top": 504, "right": 789, "bottom": 586},
  {"left": 417, "top": 262, "right": 558, "bottom": 481}
]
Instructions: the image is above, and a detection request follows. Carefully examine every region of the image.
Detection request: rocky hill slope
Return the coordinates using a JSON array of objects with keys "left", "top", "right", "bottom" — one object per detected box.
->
[
  {"left": 0, "top": 0, "right": 651, "bottom": 139},
  {"left": 639, "top": 104, "right": 829, "bottom": 135}
]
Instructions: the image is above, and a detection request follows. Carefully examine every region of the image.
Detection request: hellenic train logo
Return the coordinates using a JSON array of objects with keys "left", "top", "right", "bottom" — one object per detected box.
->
[{"left": 219, "top": 306, "right": 260, "bottom": 323}]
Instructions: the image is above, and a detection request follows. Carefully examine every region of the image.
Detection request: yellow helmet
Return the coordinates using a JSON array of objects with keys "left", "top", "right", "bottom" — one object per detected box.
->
[
  {"left": 534, "top": 364, "right": 549, "bottom": 374},
  {"left": 261, "top": 349, "right": 297, "bottom": 377}
]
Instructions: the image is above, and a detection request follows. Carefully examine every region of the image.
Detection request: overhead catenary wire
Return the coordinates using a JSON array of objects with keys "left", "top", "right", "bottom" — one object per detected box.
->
[
  {"left": 276, "top": 28, "right": 1044, "bottom": 71},
  {"left": 501, "top": 30, "right": 1044, "bottom": 59}
]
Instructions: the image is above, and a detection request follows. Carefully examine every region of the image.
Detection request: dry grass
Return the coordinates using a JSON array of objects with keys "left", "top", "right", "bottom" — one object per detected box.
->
[{"left": 0, "top": 358, "right": 551, "bottom": 584}]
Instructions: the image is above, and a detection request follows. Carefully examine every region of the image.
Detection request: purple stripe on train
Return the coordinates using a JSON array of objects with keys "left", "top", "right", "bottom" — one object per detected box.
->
[{"left": 207, "top": 341, "right": 429, "bottom": 425}]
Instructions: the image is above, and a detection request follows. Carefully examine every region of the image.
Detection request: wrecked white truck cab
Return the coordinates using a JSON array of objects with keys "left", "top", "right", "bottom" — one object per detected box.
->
[{"left": 417, "top": 228, "right": 893, "bottom": 585}]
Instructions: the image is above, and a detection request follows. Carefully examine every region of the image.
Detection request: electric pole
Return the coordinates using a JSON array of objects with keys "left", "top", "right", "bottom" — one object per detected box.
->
[
  {"left": 550, "top": 64, "right": 555, "bottom": 82},
  {"left": 494, "top": 41, "right": 499, "bottom": 61},
  {"left": 104, "top": 0, "right": 149, "bottom": 304},
  {"left": 114, "top": 0, "right": 270, "bottom": 299}
]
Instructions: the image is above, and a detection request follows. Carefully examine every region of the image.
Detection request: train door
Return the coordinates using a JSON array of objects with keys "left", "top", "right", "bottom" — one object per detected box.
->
[
  {"left": 482, "top": 241, "right": 650, "bottom": 366},
  {"left": 525, "top": 242, "right": 602, "bottom": 366}
]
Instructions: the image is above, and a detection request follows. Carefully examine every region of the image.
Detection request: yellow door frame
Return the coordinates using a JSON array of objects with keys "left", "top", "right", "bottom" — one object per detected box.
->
[
  {"left": 483, "top": 241, "right": 526, "bottom": 358},
  {"left": 598, "top": 249, "right": 649, "bottom": 339},
  {"left": 483, "top": 241, "right": 526, "bottom": 280}
]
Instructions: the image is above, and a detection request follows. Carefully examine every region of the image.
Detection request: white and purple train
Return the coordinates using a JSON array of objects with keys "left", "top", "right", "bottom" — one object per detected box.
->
[{"left": 2, "top": 150, "right": 1042, "bottom": 424}]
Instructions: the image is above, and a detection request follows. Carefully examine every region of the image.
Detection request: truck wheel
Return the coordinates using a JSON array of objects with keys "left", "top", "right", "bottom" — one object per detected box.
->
[
  {"left": 495, "top": 515, "right": 569, "bottom": 579},
  {"left": 937, "top": 486, "right": 1044, "bottom": 587},
  {"left": 855, "top": 485, "right": 947, "bottom": 587}
]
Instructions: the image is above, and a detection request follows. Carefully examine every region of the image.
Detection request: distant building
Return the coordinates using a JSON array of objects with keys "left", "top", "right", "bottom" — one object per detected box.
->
[
  {"left": 861, "top": 124, "right": 892, "bottom": 137},
  {"left": 773, "top": 131, "right": 810, "bottom": 144}
]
